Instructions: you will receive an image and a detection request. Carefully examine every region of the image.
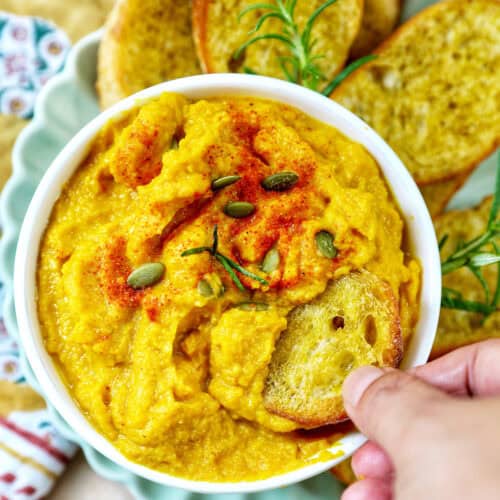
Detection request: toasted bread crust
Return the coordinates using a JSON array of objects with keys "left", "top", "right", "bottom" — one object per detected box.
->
[
  {"left": 264, "top": 271, "right": 402, "bottom": 428},
  {"left": 98, "top": 0, "right": 200, "bottom": 109},
  {"left": 420, "top": 169, "right": 473, "bottom": 218},
  {"left": 192, "top": 0, "right": 211, "bottom": 73},
  {"left": 97, "top": 0, "right": 127, "bottom": 108},
  {"left": 431, "top": 196, "right": 500, "bottom": 359},
  {"left": 331, "top": 458, "right": 357, "bottom": 486},
  {"left": 350, "top": 0, "right": 401, "bottom": 59},
  {"left": 332, "top": 0, "right": 500, "bottom": 185},
  {"left": 192, "top": 0, "right": 364, "bottom": 82}
]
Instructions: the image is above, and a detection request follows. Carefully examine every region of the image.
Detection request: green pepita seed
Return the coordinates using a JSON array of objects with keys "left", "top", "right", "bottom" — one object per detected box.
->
[
  {"left": 170, "top": 137, "right": 179, "bottom": 150},
  {"left": 237, "top": 302, "right": 269, "bottom": 311},
  {"left": 127, "top": 262, "right": 165, "bottom": 289},
  {"left": 261, "top": 247, "right": 280, "bottom": 273},
  {"left": 211, "top": 175, "right": 241, "bottom": 191},
  {"left": 261, "top": 171, "right": 299, "bottom": 191},
  {"left": 197, "top": 278, "right": 214, "bottom": 297},
  {"left": 224, "top": 201, "right": 255, "bottom": 218},
  {"left": 315, "top": 231, "right": 337, "bottom": 259}
]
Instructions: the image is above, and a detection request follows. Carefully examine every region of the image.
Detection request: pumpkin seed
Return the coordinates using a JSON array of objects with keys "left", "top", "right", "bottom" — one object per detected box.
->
[
  {"left": 224, "top": 201, "right": 255, "bottom": 218},
  {"left": 237, "top": 302, "right": 269, "bottom": 311},
  {"left": 261, "top": 171, "right": 299, "bottom": 191},
  {"left": 315, "top": 231, "right": 337, "bottom": 259},
  {"left": 127, "top": 262, "right": 165, "bottom": 289},
  {"left": 170, "top": 137, "right": 179, "bottom": 149},
  {"left": 261, "top": 247, "right": 280, "bottom": 273},
  {"left": 211, "top": 175, "right": 241, "bottom": 191},
  {"left": 197, "top": 278, "right": 214, "bottom": 297}
]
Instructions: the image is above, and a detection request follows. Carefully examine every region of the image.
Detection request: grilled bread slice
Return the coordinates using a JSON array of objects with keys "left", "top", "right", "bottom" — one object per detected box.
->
[
  {"left": 0, "top": 114, "right": 26, "bottom": 190},
  {"left": 332, "top": 0, "right": 500, "bottom": 185},
  {"left": 263, "top": 271, "right": 402, "bottom": 428},
  {"left": 350, "top": 0, "right": 400, "bottom": 59},
  {"left": 420, "top": 173, "right": 471, "bottom": 218},
  {"left": 432, "top": 197, "right": 500, "bottom": 359},
  {"left": 97, "top": 0, "right": 200, "bottom": 108},
  {"left": 192, "top": 0, "right": 363, "bottom": 84},
  {"left": 331, "top": 458, "right": 357, "bottom": 485}
]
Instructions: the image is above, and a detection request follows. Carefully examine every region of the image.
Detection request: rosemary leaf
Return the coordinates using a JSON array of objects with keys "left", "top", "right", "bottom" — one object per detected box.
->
[
  {"left": 492, "top": 240, "right": 500, "bottom": 307},
  {"left": 469, "top": 253, "right": 500, "bottom": 267},
  {"left": 301, "top": 0, "right": 338, "bottom": 49},
  {"left": 321, "top": 54, "right": 378, "bottom": 96},
  {"left": 222, "top": 255, "right": 269, "bottom": 285},
  {"left": 238, "top": 3, "right": 279, "bottom": 21},
  {"left": 181, "top": 246, "right": 212, "bottom": 256},
  {"left": 234, "top": 33, "right": 293, "bottom": 61},
  {"left": 212, "top": 224, "right": 219, "bottom": 255},
  {"left": 182, "top": 226, "right": 268, "bottom": 290},
  {"left": 467, "top": 265, "right": 491, "bottom": 304},
  {"left": 249, "top": 11, "right": 286, "bottom": 35},
  {"left": 488, "top": 154, "right": 500, "bottom": 228},
  {"left": 215, "top": 254, "right": 246, "bottom": 292},
  {"left": 440, "top": 152, "right": 500, "bottom": 317},
  {"left": 243, "top": 66, "right": 258, "bottom": 75},
  {"left": 441, "top": 291, "right": 496, "bottom": 316},
  {"left": 438, "top": 234, "right": 449, "bottom": 251},
  {"left": 441, "top": 257, "right": 468, "bottom": 275},
  {"left": 236, "top": 0, "right": 338, "bottom": 90}
]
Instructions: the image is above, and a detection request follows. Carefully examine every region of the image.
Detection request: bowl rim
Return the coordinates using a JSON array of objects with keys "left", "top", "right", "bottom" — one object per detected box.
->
[{"left": 14, "top": 72, "right": 441, "bottom": 494}]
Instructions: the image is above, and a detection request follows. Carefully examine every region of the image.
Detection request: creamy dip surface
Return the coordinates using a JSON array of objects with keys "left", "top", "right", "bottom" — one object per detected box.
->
[{"left": 38, "top": 94, "right": 420, "bottom": 481}]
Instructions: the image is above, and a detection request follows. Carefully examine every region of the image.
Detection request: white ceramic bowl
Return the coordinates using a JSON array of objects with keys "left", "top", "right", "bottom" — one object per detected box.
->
[{"left": 14, "top": 74, "right": 441, "bottom": 494}]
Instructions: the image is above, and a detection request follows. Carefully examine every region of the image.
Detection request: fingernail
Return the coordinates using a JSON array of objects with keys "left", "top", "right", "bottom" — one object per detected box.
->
[{"left": 343, "top": 366, "right": 384, "bottom": 408}]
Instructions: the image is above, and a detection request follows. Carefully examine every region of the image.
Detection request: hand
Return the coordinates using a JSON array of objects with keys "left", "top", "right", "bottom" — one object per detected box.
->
[{"left": 340, "top": 339, "right": 500, "bottom": 500}]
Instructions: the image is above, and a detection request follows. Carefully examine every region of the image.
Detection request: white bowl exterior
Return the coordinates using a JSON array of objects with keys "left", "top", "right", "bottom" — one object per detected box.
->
[{"left": 14, "top": 72, "right": 441, "bottom": 493}]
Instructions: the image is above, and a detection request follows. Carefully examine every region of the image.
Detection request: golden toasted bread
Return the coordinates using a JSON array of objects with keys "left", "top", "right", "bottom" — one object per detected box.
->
[
  {"left": 420, "top": 173, "right": 470, "bottom": 218},
  {"left": 1, "top": 0, "right": 114, "bottom": 42},
  {"left": 332, "top": 0, "right": 500, "bottom": 185},
  {"left": 97, "top": 0, "right": 200, "bottom": 108},
  {"left": 263, "top": 271, "right": 402, "bottom": 428},
  {"left": 331, "top": 458, "right": 357, "bottom": 485},
  {"left": 432, "top": 197, "right": 500, "bottom": 359},
  {"left": 350, "top": 0, "right": 400, "bottom": 59},
  {"left": 0, "top": 114, "right": 26, "bottom": 190},
  {"left": 192, "top": 0, "right": 363, "bottom": 84}
]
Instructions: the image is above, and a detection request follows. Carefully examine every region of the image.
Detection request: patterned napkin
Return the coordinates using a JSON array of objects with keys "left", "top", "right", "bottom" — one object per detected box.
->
[
  {"left": 0, "top": 12, "right": 70, "bottom": 118},
  {"left": 0, "top": 12, "right": 77, "bottom": 500}
]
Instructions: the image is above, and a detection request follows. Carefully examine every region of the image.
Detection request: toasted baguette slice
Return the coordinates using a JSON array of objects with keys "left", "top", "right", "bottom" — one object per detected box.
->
[
  {"left": 350, "top": 0, "right": 400, "bottom": 59},
  {"left": 0, "top": 114, "right": 26, "bottom": 190},
  {"left": 332, "top": 0, "right": 500, "bottom": 185},
  {"left": 420, "top": 172, "right": 471, "bottom": 218},
  {"left": 331, "top": 458, "right": 357, "bottom": 486},
  {"left": 432, "top": 197, "right": 500, "bottom": 359},
  {"left": 263, "top": 271, "right": 402, "bottom": 428},
  {"left": 97, "top": 0, "right": 200, "bottom": 108},
  {"left": 192, "top": 0, "right": 363, "bottom": 84}
]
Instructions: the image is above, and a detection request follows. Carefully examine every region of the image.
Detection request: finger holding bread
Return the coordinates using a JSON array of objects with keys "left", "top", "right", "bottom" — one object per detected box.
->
[{"left": 263, "top": 271, "right": 402, "bottom": 428}]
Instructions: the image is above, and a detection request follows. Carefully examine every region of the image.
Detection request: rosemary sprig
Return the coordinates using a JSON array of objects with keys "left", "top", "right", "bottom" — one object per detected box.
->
[
  {"left": 440, "top": 154, "right": 500, "bottom": 317},
  {"left": 235, "top": 0, "right": 375, "bottom": 94},
  {"left": 181, "top": 225, "right": 269, "bottom": 292}
]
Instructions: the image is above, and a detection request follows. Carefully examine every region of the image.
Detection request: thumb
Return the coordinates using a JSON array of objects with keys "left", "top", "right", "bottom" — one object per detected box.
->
[{"left": 342, "top": 366, "right": 450, "bottom": 462}]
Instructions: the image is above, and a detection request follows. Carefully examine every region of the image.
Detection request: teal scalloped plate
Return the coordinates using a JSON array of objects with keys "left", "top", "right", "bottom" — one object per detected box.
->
[{"left": 0, "top": 1, "right": 498, "bottom": 498}]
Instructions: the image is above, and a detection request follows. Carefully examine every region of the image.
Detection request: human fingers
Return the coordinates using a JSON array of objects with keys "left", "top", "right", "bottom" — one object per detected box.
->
[
  {"left": 351, "top": 441, "right": 393, "bottom": 480},
  {"left": 341, "top": 477, "right": 392, "bottom": 500},
  {"left": 410, "top": 339, "right": 500, "bottom": 397},
  {"left": 342, "top": 366, "right": 450, "bottom": 462}
]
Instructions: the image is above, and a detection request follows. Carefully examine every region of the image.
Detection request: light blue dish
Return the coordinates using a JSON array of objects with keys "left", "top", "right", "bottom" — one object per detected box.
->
[{"left": 0, "top": 1, "right": 497, "bottom": 498}]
